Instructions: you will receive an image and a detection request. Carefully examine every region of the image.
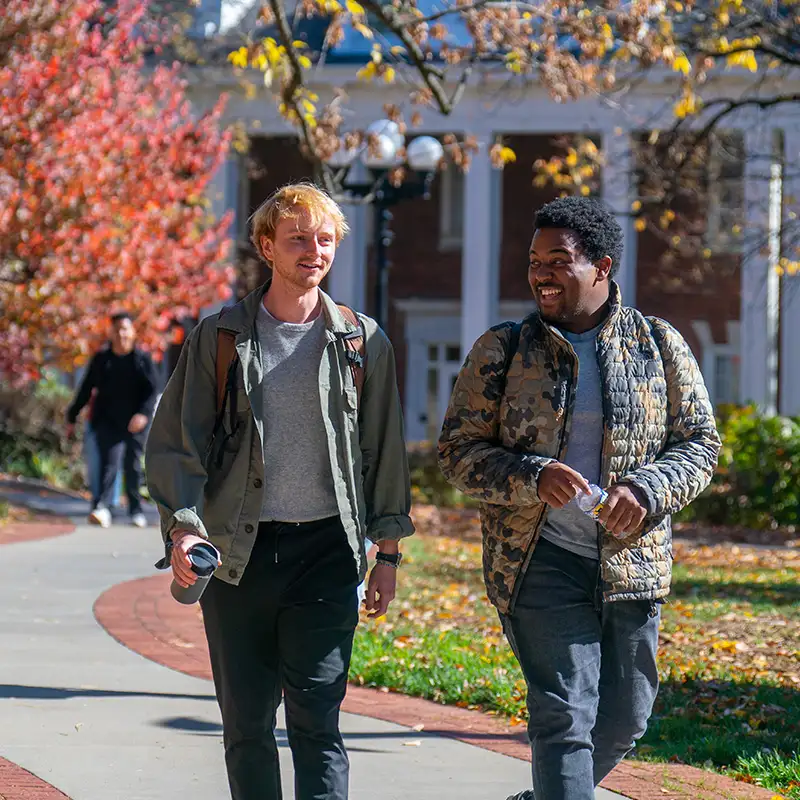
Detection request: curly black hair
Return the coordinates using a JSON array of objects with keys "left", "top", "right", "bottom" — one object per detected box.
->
[{"left": 533, "top": 196, "right": 624, "bottom": 277}]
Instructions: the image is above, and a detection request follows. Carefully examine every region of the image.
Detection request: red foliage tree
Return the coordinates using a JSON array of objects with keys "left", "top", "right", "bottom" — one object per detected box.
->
[{"left": 0, "top": 0, "right": 235, "bottom": 384}]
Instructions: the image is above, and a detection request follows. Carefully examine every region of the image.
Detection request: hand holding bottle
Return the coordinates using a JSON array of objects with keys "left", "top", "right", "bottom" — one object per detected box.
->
[
  {"left": 537, "top": 463, "right": 593, "bottom": 508},
  {"left": 596, "top": 484, "right": 648, "bottom": 539}
]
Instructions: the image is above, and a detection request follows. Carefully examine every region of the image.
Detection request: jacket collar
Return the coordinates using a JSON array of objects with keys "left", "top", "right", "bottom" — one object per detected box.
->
[{"left": 215, "top": 280, "right": 359, "bottom": 337}]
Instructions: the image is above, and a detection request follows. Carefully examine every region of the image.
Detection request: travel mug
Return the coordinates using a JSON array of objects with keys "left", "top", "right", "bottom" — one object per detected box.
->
[{"left": 170, "top": 541, "right": 220, "bottom": 604}]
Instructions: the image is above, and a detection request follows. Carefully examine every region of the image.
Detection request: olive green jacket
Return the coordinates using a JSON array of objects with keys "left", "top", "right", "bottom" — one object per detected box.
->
[
  {"left": 145, "top": 283, "right": 414, "bottom": 584},
  {"left": 438, "top": 283, "right": 721, "bottom": 613}
]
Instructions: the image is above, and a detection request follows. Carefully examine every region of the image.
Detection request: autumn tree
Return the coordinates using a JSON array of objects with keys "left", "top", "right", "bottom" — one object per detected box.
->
[
  {"left": 0, "top": 0, "right": 235, "bottom": 384},
  {"left": 221, "top": 0, "right": 799, "bottom": 275}
]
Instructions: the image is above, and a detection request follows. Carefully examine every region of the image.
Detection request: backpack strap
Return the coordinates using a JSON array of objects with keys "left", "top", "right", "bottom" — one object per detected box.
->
[
  {"left": 206, "top": 311, "right": 240, "bottom": 470},
  {"left": 216, "top": 329, "right": 238, "bottom": 415},
  {"left": 498, "top": 321, "right": 522, "bottom": 397},
  {"left": 337, "top": 304, "right": 367, "bottom": 408}
]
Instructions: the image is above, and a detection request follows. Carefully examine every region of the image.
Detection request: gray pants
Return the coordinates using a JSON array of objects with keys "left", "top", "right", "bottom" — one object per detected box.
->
[
  {"left": 502, "top": 538, "right": 660, "bottom": 800},
  {"left": 200, "top": 516, "right": 359, "bottom": 800}
]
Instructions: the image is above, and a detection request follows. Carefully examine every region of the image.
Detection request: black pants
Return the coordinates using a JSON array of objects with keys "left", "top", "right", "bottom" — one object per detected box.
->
[
  {"left": 92, "top": 422, "right": 145, "bottom": 515},
  {"left": 200, "top": 516, "right": 360, "bottom": 800}
]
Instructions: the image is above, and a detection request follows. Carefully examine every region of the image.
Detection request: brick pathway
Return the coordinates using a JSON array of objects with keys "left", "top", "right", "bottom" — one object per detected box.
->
[
  {"left": 94, "top": 573, "right": 780, "bottom": 800},
  {"left": 0, "top": 519, "right": 75, "bottom": 546},
  {"left": 0, "top": 759, "right": 71, "bottom": 800}
]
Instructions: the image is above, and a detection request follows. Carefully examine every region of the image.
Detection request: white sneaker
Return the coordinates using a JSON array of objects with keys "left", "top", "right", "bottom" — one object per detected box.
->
[
  {"left": 88, "top": 507, "right": 112, "bottom": 528},
  {"left": 130, "top": 513, "right": 148, "bottom": 529}
]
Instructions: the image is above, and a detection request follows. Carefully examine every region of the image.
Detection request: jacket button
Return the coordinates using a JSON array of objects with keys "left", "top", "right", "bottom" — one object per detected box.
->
[
  {"left": 245, "top": 523, "right": 254, "bottom": 533},
  {"left": 228, "top": 568, "right": 238, "bottom": 579},
  {"left": 253, "top": 479, "right": 263, "bottom": 489}
]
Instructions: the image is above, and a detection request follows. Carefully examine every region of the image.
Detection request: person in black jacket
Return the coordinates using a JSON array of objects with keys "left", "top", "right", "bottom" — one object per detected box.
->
[{"left": 66, "top": 313, "right": 158, "bottom": 528}]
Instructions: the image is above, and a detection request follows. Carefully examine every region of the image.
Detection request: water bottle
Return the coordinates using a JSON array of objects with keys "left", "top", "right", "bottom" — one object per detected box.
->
[{"left": 575, "top": 483, "right": 608, "bottom": 520}]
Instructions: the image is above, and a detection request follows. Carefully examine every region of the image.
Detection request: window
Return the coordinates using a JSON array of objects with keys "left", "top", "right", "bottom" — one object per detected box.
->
[
  {"left": 439, "top": 163, "right": 464, "bottom": 251},
  {"left": 425, "top": 343, "right": 462, "bottom": 442},
  {"left": 705, "top": 132, "right": 745, "bottom": 254},
  {"left": 692, "top": 320, "right": 741, "bottom": 407},
  {"left": 714, "top": 353, "right": 741, "bottom": 406}
]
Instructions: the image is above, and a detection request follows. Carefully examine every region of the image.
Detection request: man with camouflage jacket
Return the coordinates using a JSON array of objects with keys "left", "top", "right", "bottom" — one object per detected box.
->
[{"left": 439, "top": 196, "right": 720, "bottom": 800}]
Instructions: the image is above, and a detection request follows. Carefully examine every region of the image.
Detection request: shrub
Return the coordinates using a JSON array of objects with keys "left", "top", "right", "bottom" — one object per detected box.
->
[
  {"left": 407, "top": 442, "right": 478, "bottom": 509},
  {"left": 677, "top": 405, "right": 800, "bottom": 530},
  {"left": 0, "top": 374, "right": 85, "bottom": 490}
]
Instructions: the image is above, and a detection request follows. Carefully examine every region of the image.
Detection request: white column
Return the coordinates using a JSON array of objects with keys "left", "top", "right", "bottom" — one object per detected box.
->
[
  {"left": 601, "top": 128, "right": 637, "bottom": 305},
  {"left": 329, "top": 203, "right": 367, "bottom": 311},
  {"left": 460, "top": 142, "right": 501, "bottom": 358},
  {"left": 201, "top": 155, "right": 242, "bottom": 320},
  {"left": 741, "top": 125, "right": 781, "bottom": 414},
  {"left": 780, "top": 129, "right": 800, "bottom": 415}
]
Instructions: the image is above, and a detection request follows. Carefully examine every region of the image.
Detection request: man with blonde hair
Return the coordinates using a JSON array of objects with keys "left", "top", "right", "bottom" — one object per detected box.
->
[{"left": 145, "top": 182, "right": 413, "bottom": 800}]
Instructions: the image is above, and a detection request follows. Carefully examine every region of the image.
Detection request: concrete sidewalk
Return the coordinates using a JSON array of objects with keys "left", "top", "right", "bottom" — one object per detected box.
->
[{"left": 0, "top": 520, "right": 626, "bottom": 800}]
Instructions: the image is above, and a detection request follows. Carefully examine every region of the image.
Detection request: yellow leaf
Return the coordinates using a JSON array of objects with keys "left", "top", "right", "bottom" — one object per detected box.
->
[
  {"left": 346, "top": 0, "right": 365, "bottom": 13},
  {"left": 383, "top": 66, "right": 396, "bottom": 83},
  {"left": 357, "top": 61, "right": 377, "bottom": 81},
  {"left": 580, "top": 185, "right": 591, "bottom": 196},
  {"left": 298, "top": 54, "right": 312, "bottom": 69},
  {"left": 674, "top": 89, "right": 699, "bottom": 119},
  {"left": 565, "top": 149, "right": 578, "bottom": 167},
  {"left": 673, "top": 54, "right": 691, "bottom": 75},
  {"left": 354, "top": 22, "right": 374, "bottom": 39},
  {"left": 390, "top": 45, "right": 406, "bottom": 55},
  {"left": 635, "top": 218, "right": 647, "bottom": 232},
  {"left": 631, "top": 200, "right": 642, "bottom": 212},
  {"left": 499, "top": 146, "right": 516, "bottom": 164},
  {"left": 227, "top": 46, "right": 249, "bottom": 69},
  {"left": 292, "top": 40, "right": 308, "bottom": 49}
]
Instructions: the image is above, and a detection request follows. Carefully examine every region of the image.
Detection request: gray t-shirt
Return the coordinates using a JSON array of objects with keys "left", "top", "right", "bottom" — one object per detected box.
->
[
  {"left": 540, "top": 323, "right": 605, "bottom": 560},
  {"left": 255, "top": 302, "right": 339, "bottom": 523}
]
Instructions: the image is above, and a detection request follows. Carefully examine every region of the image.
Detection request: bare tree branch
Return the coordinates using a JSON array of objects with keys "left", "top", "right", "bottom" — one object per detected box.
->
[
  {"left": 416, "top": 0, "right": 491, "bottom": 24},
  {"left": 264, "top": 0, "right": 338, "bottom": 192},
  {"left": 360, "top": 0, "right": 457, "bottom": 115}
]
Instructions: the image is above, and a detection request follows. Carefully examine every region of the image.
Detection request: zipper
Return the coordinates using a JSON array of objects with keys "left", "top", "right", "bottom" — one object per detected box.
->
[{"left": 596, "top": 335, "right": 611, "bottom": 567}]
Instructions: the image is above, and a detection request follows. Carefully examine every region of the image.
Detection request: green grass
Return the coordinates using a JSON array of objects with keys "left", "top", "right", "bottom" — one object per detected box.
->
[
  {"left": 351, "top": 534, "right": 800, "bottom": 798},
  {"left": 735, "top": 751, "right": 800, "bottom": 797}
]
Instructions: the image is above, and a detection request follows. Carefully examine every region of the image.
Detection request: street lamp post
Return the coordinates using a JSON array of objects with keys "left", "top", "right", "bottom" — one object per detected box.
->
[{"left": 324, "top": 120, "right": 444, "bottom": 330}]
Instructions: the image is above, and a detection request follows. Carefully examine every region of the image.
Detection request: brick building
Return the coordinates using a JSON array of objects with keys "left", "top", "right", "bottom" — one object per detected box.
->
[{"left": 187, "top": 4, "right": 800, "bottom": 437}]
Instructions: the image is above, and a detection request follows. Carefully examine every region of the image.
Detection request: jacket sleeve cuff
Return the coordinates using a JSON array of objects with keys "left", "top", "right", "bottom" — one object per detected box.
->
[
  {"left": 155, "top": 508, "right": 209, "bottom": 570},
  {"left": 529, "top": 456, "right": 556, "bottom": 501},
  {"left": 367, "top": 514, "right": 415, "bottom": 543},
  {"left": 618, "top": 476, "right": 657, "bottom": 516}
]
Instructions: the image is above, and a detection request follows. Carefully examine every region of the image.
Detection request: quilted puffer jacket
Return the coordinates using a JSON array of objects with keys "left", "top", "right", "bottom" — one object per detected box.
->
[{"left": 438, "top": 283, "right": 721, "bottom": 614}]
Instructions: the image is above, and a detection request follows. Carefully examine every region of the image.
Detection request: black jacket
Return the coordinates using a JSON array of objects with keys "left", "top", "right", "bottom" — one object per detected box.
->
[{"left": 67, "top": 346, "right": 158, "bottom": 432}]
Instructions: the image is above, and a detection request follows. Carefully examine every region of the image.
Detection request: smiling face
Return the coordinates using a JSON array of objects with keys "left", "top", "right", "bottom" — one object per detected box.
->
[
  {"left": 260, "top": 207, "right": 336, "bottom": 293},
  {"left": 528, "top": 227, "right": 613, "bottom": 333}
]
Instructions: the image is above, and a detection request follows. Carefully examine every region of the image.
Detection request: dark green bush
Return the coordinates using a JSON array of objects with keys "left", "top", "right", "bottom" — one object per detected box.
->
[
  {"left": 407, "top": 442, "right": 478, "bottom": 508},
  {"left": 678, "top": 405, "right": 800, "bottom": 530},
  {"left": 0, "top": 374, "right": 85, "bottom": 490}
]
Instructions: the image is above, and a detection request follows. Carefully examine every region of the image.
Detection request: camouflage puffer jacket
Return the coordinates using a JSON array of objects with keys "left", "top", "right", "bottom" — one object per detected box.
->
[{"left": 438, "top": 285, "right": 721, "bottom": 614}]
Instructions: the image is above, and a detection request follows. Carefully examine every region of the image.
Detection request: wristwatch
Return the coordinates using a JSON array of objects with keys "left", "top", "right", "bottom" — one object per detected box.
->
[{"left": 375, "top": 551, "right": 403, "bottom": 568}]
